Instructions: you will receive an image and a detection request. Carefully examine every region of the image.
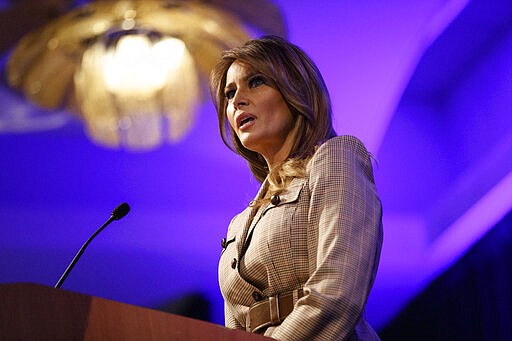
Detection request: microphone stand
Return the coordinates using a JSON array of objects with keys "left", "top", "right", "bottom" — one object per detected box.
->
[
  {"left": 55, "top": 216, "right": 114, "bottom": 289},
  {"left": 54, "top": 203, "right": 130, "bottom": 289}
]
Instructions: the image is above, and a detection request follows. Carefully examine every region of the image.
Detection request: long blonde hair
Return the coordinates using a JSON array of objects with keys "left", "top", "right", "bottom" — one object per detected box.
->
[{"left": 210, "top": 36, "right": 336, "bottom": 198}]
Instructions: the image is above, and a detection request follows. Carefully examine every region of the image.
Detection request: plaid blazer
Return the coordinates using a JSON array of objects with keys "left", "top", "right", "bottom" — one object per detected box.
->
[{"left": 219, "top": 136, "right": 383, "bottom": 340}]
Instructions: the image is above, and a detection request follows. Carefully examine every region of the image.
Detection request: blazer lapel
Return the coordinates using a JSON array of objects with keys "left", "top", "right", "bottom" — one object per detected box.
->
[
  {"left": 236, "top": 179, "right": 269, "bottom": 257},
  {"left": 244, "top": 177, "right": 306, "bottom": 243},
  {"left": 263, "top": 177, "right": 305, "bottom": 213}
]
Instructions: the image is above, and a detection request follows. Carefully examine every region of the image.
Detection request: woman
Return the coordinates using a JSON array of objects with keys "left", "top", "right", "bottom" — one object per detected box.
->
[{"left": 210, "top": 35, "right": 383, "bottom": 340}]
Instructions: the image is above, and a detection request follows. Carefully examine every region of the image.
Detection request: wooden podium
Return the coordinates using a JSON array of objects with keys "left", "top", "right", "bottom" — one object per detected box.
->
[{"left": 0, "top": 283, "right": 270, "bottom": 340}]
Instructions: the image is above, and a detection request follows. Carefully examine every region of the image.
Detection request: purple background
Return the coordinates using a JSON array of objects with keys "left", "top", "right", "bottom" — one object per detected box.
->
[{"left": 1, "top": 0, "right": 511, "bottom": 329}]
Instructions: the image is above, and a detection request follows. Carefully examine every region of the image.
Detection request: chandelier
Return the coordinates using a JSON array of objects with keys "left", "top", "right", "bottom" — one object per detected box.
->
[{"left": 6, "top": 0, "right": 285, "bottom": 150}]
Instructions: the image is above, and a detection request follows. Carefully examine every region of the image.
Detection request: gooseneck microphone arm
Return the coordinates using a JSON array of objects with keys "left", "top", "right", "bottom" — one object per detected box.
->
[{"left": 54, "top": 202, "right": 130, "bottom": 289}]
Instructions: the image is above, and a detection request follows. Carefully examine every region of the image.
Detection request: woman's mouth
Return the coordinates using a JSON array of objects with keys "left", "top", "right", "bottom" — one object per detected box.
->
[
  {"left": 236, "top": 113, "right": 256, "bottom": 129},
  {"left": 240, "top": 116, "right": 254, "bottom": 128}
]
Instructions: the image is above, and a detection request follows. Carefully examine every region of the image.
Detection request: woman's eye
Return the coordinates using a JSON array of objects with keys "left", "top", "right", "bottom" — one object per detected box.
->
[
  {"left": 225, "top": 89, "right": 235, "bottom": 99},
  {"left": 249, "top": 76, "right": 265, "bottom": 88}
]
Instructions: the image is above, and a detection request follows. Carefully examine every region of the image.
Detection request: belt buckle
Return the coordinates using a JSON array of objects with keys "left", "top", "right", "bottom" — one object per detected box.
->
[
  {"left": 268, "top": 295, "right": 281, "bottom": 325},
  {"left": 246, "top": 299, "right": 269, "bottom": 333}
]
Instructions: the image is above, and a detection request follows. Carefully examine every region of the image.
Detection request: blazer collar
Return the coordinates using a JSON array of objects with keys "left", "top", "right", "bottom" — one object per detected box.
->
[
  {"left": 239, "top": 177, "right": 306, "bottom": 252},
  {"left": 265, "top": 177, "right": 305, "bottom": 210}
]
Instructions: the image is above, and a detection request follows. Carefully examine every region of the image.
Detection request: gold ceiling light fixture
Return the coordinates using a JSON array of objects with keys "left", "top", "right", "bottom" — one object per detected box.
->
[{"left": 6, "top": 0, "right": 285, "bottom": 150}]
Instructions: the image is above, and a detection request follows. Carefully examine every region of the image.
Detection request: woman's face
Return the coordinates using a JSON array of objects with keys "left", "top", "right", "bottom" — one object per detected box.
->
[{"left": 224, "top": 60, "right": 296, "bottom": 166}]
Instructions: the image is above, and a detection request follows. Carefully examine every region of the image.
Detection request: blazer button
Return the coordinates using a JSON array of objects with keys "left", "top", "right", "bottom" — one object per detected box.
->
[
  {"left": 270, "top": 195, "right": 280, "bottom": 206},
  {"left": 231, "top": 258, "right": 237, "bottom": 269},
  {"left": 252, "top": 291, "right": 263, "bottom": 301}
]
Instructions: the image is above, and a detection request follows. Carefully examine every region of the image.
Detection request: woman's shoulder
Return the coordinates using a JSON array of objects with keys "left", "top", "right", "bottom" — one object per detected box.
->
[
  {"left": 306, "top": 135, "right": 376, "bottom": 183},
  {"left": 314, "top": 135, "right": 371, "bottom": 159}
]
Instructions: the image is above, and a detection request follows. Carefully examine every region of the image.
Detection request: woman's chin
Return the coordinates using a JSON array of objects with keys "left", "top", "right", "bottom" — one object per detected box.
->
[{"left": 239, "top": 136, "right": 259, "bottom": 152}]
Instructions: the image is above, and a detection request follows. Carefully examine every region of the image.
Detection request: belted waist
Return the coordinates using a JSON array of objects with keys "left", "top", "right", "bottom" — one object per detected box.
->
[{"left": 246, "top": 288, "right": 304, "bottom": 333}]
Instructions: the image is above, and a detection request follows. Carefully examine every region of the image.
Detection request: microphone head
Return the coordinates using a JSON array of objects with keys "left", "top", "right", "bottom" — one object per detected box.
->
[{"left": 112, "top": 202, "right": 130, "bottom": 220}]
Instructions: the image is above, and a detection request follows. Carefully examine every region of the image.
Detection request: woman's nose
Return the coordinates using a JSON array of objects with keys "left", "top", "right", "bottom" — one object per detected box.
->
[{"left": 232, "top": 89, "right": 248, "bottom": 108}]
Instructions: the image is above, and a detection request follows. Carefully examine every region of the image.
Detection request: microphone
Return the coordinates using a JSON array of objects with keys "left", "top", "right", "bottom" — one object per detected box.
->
[{"left": 54, "top": 202, "right": 131, "bottom": 289}]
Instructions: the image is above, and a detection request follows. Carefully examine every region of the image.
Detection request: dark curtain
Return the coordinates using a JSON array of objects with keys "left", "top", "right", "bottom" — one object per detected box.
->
[{"left": 380, "top": 209, "right": 512, "bottom": 341}]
